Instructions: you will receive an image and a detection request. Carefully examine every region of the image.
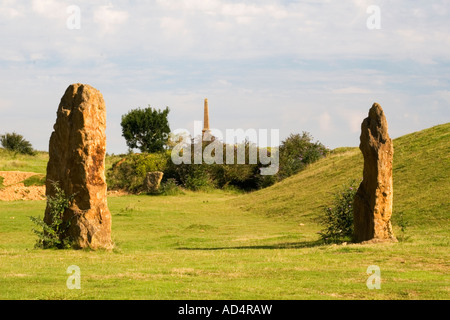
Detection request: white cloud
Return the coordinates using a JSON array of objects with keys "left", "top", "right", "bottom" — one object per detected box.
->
[
  {"left": 340, "top": 109, "right": 366, "bottom": 133},
  {"left": 332, "top": 87, "right": 372, "bottom": 94},
  {"left": 93, "top": 4, "right": 129, "bottom": 34},
  {"left": 31, "top": 0, "right": 66, "bottom": 19},
  {"left": 319, "top": 112, "right": 332, "bottom": 132},
  {"left": 0, "top": 6, "right": 21, "bottom": 19},
  {"left": 0, "top": 1, "right": 449, "bottom": 153}
]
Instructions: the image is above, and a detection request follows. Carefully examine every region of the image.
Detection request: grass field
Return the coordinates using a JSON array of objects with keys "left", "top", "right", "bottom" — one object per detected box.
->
[{"left": 0, "top": 124, "right": 449, "bottom": 300}]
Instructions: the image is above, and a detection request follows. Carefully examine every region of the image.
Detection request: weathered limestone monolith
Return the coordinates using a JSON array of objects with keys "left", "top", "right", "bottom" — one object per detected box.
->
[
  {"left": 45, "top": 83, "right": 112, "bottom": 249},
  {"left": 353, "top": 103, "right": 396, "bottom": 243}
]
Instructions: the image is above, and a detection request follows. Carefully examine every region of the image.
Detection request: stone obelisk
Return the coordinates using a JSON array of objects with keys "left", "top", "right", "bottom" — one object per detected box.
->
[
  {"left": 202, "top": 98, "right": 212, "bottom": 140},
  {"left": 202, "top": 98, "right": 210, "bottom": 135}
]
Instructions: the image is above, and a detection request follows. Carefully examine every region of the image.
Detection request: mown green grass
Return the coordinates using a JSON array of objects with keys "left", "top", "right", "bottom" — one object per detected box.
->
[
  {"left": 0, "top": 148, "right": 123, "bottom": 174},
  {"left": 0, "top": 193, "right": 448, "bottom": 300},
  {"left": 0, "top": 124, "right": 448, "bottom": 300},
  {"left": 0, "top": 149, "right": 48, "bottom": 174}
]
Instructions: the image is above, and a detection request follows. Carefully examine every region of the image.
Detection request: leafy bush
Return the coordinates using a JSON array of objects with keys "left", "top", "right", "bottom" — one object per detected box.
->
[
  {"left": 107, "top": 152, "right": 170, "bottom": 193},
  {"left": 29, "top": 182, "right": 75, "bottom": 249},
  {"left": 184, "top": 166, "right": 215, "bottom": 191},
  {"left": 108, "top": 132, "right": 327, "bottom": 193},
  {"left": 0, "top": 132, "right": 35, "bottom": 155},
  {"left": 164, "top": 140, "right": 273, "bottom": 191},
  {"left": 277, "top": 132, "right": 329, "bottom": 181},
  {"left": 158, "top": 178, "right": 185, "bottom": 195},
  {"left": 319, "top": 180, "right": 358, "bottom": 242}
]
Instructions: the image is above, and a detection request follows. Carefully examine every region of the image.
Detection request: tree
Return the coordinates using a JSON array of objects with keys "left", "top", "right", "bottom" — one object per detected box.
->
[
  {"left": 0, "top": 132, "right": 35, "bottom": 155},
  {"left": 121, "top": 106, "right": 170, "bottom": 153},
  {"left": 277, "top": 132, "right": 329, "bottom": 180}
]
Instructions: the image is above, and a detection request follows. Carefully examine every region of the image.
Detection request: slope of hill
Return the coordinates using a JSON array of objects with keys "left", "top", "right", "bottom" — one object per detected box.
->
[{"left": 236, "top": 123, "right": 450, "bottom": 231}]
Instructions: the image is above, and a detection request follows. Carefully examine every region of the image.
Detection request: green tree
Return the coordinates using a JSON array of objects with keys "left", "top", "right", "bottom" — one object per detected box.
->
[
  {"left": 0, "top": 132, "right": 35, "bottom": 155},
  {"left": 277, "top": 132, "right": 329, "bottom": 180},
  {"left": 121, "top": 106, "right": 171, "bottom": 153}
]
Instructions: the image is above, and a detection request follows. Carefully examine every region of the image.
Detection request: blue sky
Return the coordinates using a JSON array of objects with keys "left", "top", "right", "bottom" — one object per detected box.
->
[{"left": 1, "top": 0, "right": 449, "bottom": 154}]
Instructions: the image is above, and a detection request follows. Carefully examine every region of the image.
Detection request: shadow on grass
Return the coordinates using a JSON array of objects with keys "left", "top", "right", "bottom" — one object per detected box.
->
[{"left": 176, "top": 240, "right": 328, "bottom": 250}]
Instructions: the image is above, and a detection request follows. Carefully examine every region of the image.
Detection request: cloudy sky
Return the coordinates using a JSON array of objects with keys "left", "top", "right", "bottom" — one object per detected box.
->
[{"left": 1, "top": 0, "right": 449, "bottom": 154}]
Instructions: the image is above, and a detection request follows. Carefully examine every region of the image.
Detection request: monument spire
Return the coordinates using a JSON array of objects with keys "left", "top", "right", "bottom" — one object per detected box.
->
[{"left": 202, "top": 98, "right": 210, "bottom": 136}]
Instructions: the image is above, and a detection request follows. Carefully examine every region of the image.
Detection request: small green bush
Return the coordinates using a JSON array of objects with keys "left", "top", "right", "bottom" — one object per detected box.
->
[
  {"left": 29, "top": 181, "right": 75, "bottom": 249},
  {"left": 107, "top": 152, "right": 170, "bottom": 193},
  {"left": 277, "top": 132, "right": 329, "bottom": 181},
  {"left": 319, "top": 180, "right": 358, "bottom": 243},
  {"left": 158, "top": 178, "right": 185, "bottom": 196},
  {"left": 0, "top": 132, "right": 35, "bottom": 155}
]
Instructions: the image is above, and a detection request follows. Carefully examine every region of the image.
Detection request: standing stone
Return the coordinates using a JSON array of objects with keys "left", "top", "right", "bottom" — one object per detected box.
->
[
  {"left": 144, "top": 171, "right": 164, "bottom": 193},
  {"left": 45, "top": 83, "right": 112, "bottom": 250},
  {"left": 353, "top": 103, "right": 396, "bottom": 243}
]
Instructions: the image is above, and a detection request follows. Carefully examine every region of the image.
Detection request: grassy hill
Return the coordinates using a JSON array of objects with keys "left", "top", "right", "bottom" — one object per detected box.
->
[
  {"left": 0, "top": 123, "right": 448, "bottom": 300},
  {"left": 236, "top": 123, "right": 450, "bottom": 228}
]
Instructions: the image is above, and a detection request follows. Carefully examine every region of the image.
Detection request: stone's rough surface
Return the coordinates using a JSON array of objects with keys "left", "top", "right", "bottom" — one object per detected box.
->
[
  {"left": 45, "top": 83, "right": 112, "bottom": 249},
  {"left": 144, "top": 171, "right": 164, "bottom": 193},
  {"left": 353, "top": 103, "right": 396, "bottom": 243}
]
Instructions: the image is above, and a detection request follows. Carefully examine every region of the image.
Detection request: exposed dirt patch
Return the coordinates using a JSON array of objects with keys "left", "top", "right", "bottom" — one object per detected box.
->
[
  {"left": 0, "top": 171, "right": 37, "bottom": 186},
  {"left": 0, "top": 171, "right": 46, "bottom": 201},
  {"left": 0, "top": 171, "right": 129, "bottom": 201}
]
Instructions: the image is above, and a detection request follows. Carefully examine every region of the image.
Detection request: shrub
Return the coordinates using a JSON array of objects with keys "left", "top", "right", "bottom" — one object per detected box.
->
[
  {"left": 184, "top": 169, "right": 215, "bottom": 191},
  {"left": 0, "top": 132, "right": 35, "bottom": 155},
  {"left": 319, "top": 180, "right": 358, "bottom": 243},
  {"left": 164, "top": 140, "right": 271, "bottom": 191},
  {"left": 29, "top": 181, "right": 76, "bottom": 249},
  {"left": 277, "top": 132, "right": 329, "bottom": 181},
  {"left": 158, "top": 178, "right": 185, "bottom": 196},
  {"left": 107, "top": 152, "right": 170, "bottom": 193}
]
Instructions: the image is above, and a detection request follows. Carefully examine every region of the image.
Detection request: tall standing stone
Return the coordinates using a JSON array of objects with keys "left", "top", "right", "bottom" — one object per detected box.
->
[
  {"left": 353, "top": 103, "right": 396, "bottom": 243},
  {"left": 45, "top": 83, "right": 112, "bottom": 249}
]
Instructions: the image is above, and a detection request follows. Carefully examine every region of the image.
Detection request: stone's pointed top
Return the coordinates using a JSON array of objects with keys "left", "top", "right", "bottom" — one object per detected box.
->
[
  {"left": 369, "top": 102, "right": 384, "bottom": 118},
  {"left": 364, "top": 102, "right": 389, "bottom": 143}
]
